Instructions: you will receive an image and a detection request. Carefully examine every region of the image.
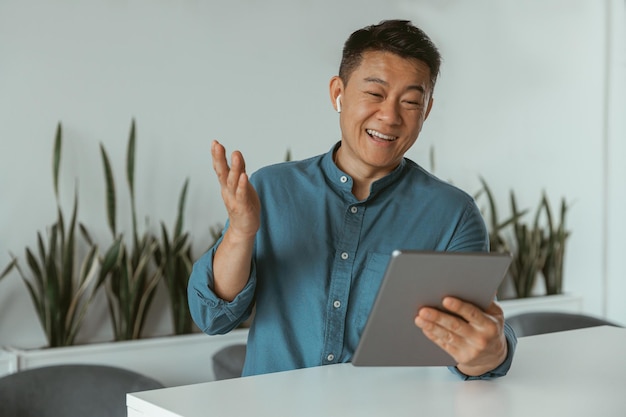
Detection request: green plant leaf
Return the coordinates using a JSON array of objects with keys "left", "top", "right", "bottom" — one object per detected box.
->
[
  {"left": 60, "top": 193, "right": 79, "bottom": 313},
  {"left": 79, "top": 222, "right": 95, "bottom": 246},
  {"left": 131, "top": 244, "right": 155, "bottom": 282},
  {"left": 125, "top": 119, "right": 140, "bottom": 248},
  {"left": 52, "top": 122, "right": 62, "bottom": 199},
  {"left": 79, "top": 245, "right": 100, "bottom": 287},
  {"left": 496, "top": 209, "right": 528, "bottom": 231},
  {"left": 132, "top": 268, "right": 161, "bottom": 339},
  {"left": 44, "top": 225, "right": 61, "bottom": 346},
  {"left": 0, "top": 258, "right": 17, "bottom": 281},
  {"left": 100, "top": 144, "right": 117, "bottom": 236},
  {"left": 25, "top": 247, "right": 44, "bottom": 293},
  {"left": 37, "top": 232, "right": 46, "bottom": 270},
  {"left": 533, "top": 192, "right": 548, "bottom": 230},
  {"left": 506, "top": 190, "right": 545, "bottom": 298},
  {"left": 172, "top": 233, "right": 189, "bottom": 254},
  {"left": 160, "top": 222, "right": 171, "bottom": 257},
  {"left": 509, "top": 191, "right": 519, "bottom": 217},
  {"left": 98, "top": 237, "right": 124, "bottom": 287},
  {"left": 174, "top": 179, "right": 189, "bottom": 238},
  {"left": 56, "top": 206, "right": 66, "bottom": 250},
  {"left": 22, "top": 276, "right": 45, "bottom": 328},
  {"left": 126, "top": 119, "right": 136, "bottom": 200},
  {"left": 560, "top": 198, "right": 568, "bottom": 225},
  {"left": 104, "top": 284, "right": 121, "bottom": 340},
  {"left": 65, "top": 245, "right": 100, "bottom": 343},
  {"left": 479, "top": 177, "right": 499, "bottom": 231}
]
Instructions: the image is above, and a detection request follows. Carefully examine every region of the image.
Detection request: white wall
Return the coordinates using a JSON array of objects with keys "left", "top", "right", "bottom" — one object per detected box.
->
[
  {"left": 1, "top": 0, "right": 624, "bottom": 348},
  {"left": 606, "top": 0, "right": 626, "bottom": 321}
]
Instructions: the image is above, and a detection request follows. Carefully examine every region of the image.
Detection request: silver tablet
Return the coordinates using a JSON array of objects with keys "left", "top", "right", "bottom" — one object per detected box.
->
[{"left": 351, "top": 250, "right": 512, "bottom": 367}]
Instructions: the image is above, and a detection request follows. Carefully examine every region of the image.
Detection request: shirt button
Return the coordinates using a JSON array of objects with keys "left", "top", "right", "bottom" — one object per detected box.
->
[
  {"left": 341, "top": 252, "right": 349, "bottom": 260},
  {"left": 350, "top": 206, "right": 358, "bottom": 214},
  {"left": 340, "top": 176, "right": 348, "bottom": 183},
  {"left": 327, "top": 354, "right": 335, "bottom": 362},
  {"left": 333, "top": 300, "right": 341, "bottom": 308}
]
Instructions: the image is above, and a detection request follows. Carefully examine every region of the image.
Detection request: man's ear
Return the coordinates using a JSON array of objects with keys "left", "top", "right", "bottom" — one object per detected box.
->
[
  {"left": 424, "top": 96, "right": 434, "bottom": 120},
  {"left": 329, "top": 76, "right": 344, "bottom": 113}
]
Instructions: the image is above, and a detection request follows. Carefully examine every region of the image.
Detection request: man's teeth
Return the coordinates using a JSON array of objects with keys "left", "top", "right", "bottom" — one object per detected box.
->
[{"left": 367, "top": 129, "right": 397, "bottom": 141}]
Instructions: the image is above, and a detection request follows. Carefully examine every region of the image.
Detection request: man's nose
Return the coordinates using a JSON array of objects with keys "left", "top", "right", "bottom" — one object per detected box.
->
[{"left": 376, "top": 99, "right": 402, "bottom": 125}]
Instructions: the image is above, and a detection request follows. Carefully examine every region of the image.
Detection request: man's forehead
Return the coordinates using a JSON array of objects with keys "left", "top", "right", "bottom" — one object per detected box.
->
[{"left": 351, "top": 51, "right": 433, "bottom": 89}]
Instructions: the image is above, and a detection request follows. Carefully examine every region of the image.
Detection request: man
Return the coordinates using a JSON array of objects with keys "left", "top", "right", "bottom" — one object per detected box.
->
[{"left": 188, "top": 19, "right": 516, "bottom": 380}]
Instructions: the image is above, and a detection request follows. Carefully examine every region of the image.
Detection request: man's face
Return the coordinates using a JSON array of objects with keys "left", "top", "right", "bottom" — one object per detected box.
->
[{"left": 330, "top": 50, "right": 433, "bottom": 178}]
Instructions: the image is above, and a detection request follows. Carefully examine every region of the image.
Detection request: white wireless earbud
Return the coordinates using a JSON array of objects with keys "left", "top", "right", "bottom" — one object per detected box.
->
[{"left": 335, "top": 95, "right": 342, "bottom": 113}]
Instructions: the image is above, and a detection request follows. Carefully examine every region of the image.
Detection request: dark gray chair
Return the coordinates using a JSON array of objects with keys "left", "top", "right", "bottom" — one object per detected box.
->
[
  {"left": 506, "top": 311, "right": 621, "bottom": 337},
  {"left": 0, "top": 364, "right": 164, "bottom": 417},
  {"left": 212, "top": 344, "right": 246, "bottom": 380}
]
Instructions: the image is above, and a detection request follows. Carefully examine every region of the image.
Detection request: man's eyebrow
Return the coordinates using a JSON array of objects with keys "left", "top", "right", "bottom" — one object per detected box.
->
[
  {"left": 363, "top": 76, "right": 388, "bottom": 85},
  {"left": 363, "top": 77, "right": 426, "bottom": 93}
]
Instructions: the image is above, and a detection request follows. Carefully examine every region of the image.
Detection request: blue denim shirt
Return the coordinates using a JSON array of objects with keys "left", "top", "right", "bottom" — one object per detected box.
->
[{"left": 188, "top": 143, "right": 516, "bottom": 379}]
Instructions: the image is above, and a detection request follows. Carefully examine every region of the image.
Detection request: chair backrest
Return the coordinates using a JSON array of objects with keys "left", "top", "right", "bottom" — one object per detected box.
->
[
  {"left": 506, "top": 311, "right": 621, "bottom": 337},
  {"left": 212, "top": 343, "right": 246, "bottom": 380},
  {"left": 0, "top": 364, "right": 164, "bottom": 417}
]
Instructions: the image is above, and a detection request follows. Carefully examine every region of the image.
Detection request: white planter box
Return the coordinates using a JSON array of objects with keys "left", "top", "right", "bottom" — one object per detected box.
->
[
  {"left": 8, "top": 329, "right": 248, "bottom": 387},
  {"left": 0, "top": 349, "right": 18, "bottom": 378},
  {"left": 2, "top": 294, "right": 582, "bottom": 386},
  {"left": 500, "top": 293, "right": 583, "bottom": 318}
]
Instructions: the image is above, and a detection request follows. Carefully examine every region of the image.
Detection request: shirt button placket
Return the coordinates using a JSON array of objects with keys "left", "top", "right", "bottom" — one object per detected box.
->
[{"left": 323, "top": 198, "right": 362, "bottom": 367}]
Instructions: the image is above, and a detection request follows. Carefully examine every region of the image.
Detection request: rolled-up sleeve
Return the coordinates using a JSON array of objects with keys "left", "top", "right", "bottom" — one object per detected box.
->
[{"left": 187, "top": 241, "right": 257, "bottom": 335}]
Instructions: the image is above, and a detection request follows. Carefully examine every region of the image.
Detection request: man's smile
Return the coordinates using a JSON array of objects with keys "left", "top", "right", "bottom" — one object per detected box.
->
[{"left": 366, "top": 129, "right": 398, "bottom": 142}]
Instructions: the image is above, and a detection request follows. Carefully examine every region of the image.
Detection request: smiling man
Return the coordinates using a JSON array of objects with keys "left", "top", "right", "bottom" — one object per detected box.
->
[{"left": 188, "top": 19, "right": 516, "bottom": 379}]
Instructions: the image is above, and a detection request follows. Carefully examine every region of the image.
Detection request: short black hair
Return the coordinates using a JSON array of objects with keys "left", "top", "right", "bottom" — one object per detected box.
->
[{"left": 339, "top": 20, "right": 441, "bottom": 89}]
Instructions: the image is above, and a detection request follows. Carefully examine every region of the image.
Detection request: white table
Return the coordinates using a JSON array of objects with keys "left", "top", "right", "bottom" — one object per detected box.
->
[{"left": 127, "top": 326, "right": 626, "bottom": 417}]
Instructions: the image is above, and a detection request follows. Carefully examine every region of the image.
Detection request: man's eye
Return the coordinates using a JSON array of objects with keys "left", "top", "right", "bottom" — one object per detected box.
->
[
  {"left": 403, "top": 101, "right": 422, "bottom": 108},
  {"left": 366, "top": 92, "right": 383, "bottom": 98}
]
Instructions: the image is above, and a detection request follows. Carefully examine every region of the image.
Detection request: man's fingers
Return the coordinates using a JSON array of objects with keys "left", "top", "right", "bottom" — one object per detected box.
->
[
  {"left": 415, "top": 307, "right": 484, "bottom": 364},
  {"left": 442, "top": 297, "right": 484, "bottom": 326},
  {"left": 211, "top": 140, "right": 230, "bottom": 186},
  {"left": 416, "top": 307, "right": 469, "bottom": 340},
  {"left": 235, "top": 172, "right": 251, "bottom": 201},
  {"left": 415, "top": 311, "right": 466, "bottom": 361},
  {"left": 211, "top": 141, "right": 249, "bottom": 197},
  {"left": 415, "top": 298, "right": 508, "bottom": 375},
  {"left": 227, "top": 151, "right": 246, "bottom": 189},
  {"left": 231, "top": 150, "right": 246, "bottom": 173}
]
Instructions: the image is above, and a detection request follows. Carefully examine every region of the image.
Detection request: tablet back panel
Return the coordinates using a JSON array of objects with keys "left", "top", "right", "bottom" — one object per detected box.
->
[{"left": 352, "top": 251, "right": 511, "bottom": 367}]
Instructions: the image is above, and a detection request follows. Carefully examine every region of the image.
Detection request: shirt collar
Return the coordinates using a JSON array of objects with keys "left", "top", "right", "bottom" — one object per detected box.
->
[{"left": 322, "top": 142, "right": 407, "bottom": 201}]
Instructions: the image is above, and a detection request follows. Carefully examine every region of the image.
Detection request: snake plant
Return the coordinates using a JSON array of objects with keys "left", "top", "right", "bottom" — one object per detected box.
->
[
  {"left": 153, "top": 178, "right": 195, "bottom": 334},
  {"left": 97, "top": 120, "right": 161, "bottom": 341},
  {"left": 1, "top": 123, "right": 101, "bottom": 347},
  {"left": 538, "top": 193, "right": 570, "bottom": 295},
  {"left": 508, "top": 192, "right": 546, "bottom": 298},
  {"left": 476, "top": 178, "right": 570, "bottom": 299}
]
